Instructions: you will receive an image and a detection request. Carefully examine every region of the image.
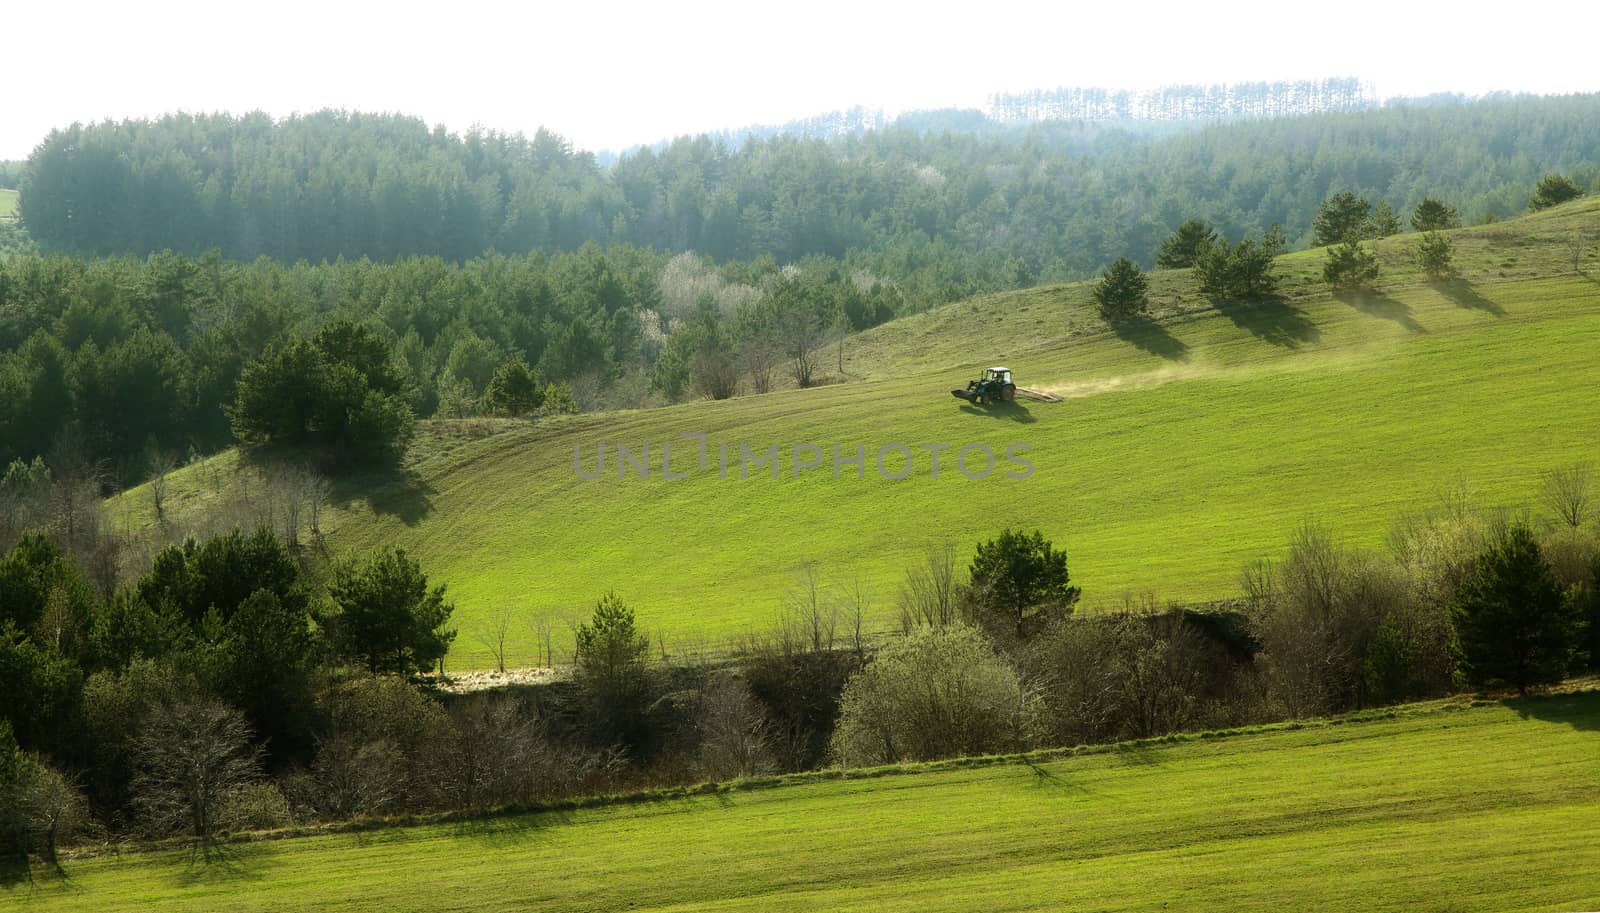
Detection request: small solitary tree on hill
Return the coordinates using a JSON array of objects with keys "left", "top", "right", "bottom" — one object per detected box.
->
[
  {"left": 1411, "top": 197, "right": 1460, "bottom": 232},
  {"left": 1529, "top": 173, "right": 1583, "bottom": 212},
  {"left": 1093, "top": 257, "right": 1150, "bottom": 321},
  {"left": 967, "top": 529, "right": 1080, "bottom": 643},
  {"left": 574, "top": 592, "right": 654, "bottom": 748},
  {"left": 1416, "top": 231, "right": 1457, "bottom": 281},
  {"left": 1156, "top": 219, "right": 1217, "bottom": 269},
  {"left": 1323, "top": 234, "right": 1380, "bottom": 290}
]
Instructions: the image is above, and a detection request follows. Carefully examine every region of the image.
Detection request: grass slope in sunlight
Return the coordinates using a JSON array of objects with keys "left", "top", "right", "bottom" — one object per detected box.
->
[{"left": 109, "top": 200, "right": 1600, "bottom": 668}]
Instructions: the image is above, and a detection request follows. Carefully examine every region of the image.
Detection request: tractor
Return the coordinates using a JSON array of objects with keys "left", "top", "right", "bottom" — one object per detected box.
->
[{"left": 952, "top": 367, "right": 1016, "bottom": 405}]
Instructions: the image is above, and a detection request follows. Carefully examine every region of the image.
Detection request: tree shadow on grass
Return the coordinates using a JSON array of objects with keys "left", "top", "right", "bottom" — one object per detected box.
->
[
  {"left": 1501, "top": 688, "right": 1600, "bottom": 733},
  {"left": 450, "top": 809, "right": 575, "bottom": 848},
  {"left": 1116, "top": 744, "right": 1169, "bottom": 768},
  {"left": 170, "top": 842, "right": 280, "bottom": 887},
  {"left": 236, "top": 444, "right": 436, "bottom": 527},
  {"left": 1211, "top": 296, "right": 1320, "bottom": 348},
  {"left": 330, "top": 465, "right": 435, "bottom": 527},
  {"left": 958, "top": 401, "right": 1037, "bottom": 424},
  {"left": 1110, "top": 315, "right": 1190, "bottom": 362},
  {"left": 1437, "top": 279, "right": 1505, "bottom": 316},
  {"left": 0, "top": 856, "right": 42, "bottom": 891},
  {"left": 1334, "top": 289, "right": 1427, "bottom": 334},
  {"left": 1024, "top": 759, "right": 1087, "bottom": 794}
]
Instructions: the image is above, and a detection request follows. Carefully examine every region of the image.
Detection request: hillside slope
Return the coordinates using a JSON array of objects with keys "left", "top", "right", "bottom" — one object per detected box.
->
[
  {"left": 17, "top": 691, "right": 1600, "bottom": 912},
  {"left": 114, "top": 200, "right": 1600, "bottom": 668}
]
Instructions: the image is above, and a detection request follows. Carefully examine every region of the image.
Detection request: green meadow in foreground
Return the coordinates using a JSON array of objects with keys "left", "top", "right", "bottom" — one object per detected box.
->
[
  {"left": 112, "top": 201, "right": 1600, "bottom": 667},
  {"left": 13, "top": 691, "right": 1600, "bottom": 913}
]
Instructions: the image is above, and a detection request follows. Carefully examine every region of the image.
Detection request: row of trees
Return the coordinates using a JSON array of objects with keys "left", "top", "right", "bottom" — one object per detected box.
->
[
  {"left": 3, "top": 462, "right": 1598, "bottom": 873},
  {"left": 1093, "top": 172, "right": 1588, "bottom": 319},
  {"left": 15, "top": 96, "right": 1600, "bottom": 276}
]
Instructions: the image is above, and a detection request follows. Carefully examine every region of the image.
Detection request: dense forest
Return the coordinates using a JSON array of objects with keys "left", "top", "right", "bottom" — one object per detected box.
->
[
  {"left": 0, "top": 245, "right": 893, "bottom": 483},
  {"left": 17, "top": 94, "right": 1600, "bottom": 275}
]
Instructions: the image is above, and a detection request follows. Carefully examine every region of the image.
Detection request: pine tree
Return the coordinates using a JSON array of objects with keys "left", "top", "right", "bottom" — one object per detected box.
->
[
  {"left": 1411, "top": 197, "right": 1460, "bottom": 232},
  {"left": 481, "top": 357, "right": 544, "bottom": 418},
  {"left": 1314, "top": 192, "right": 1372, "bottom": 246},
  {"left": 1529, "top": 173, "right": 1583, "bottom": 212},
  {"left": 1416, "top": 231, "right": 1456, "bottom": 280},
  {"left": 1322, "top": 235, "right": 1380, "bottom": 289},
  {"left": 1366, "top": 201, "right": 1402, "bottom": 238},
  {"left": 1092, "top": 257, "right": 1150, "bottom": 321},
  {"left": 1452, "top": 524, "right": 1577, "bottom": 694},
  {"left": 1156, "top": 219, "right": 1217, "bottom": 269}
]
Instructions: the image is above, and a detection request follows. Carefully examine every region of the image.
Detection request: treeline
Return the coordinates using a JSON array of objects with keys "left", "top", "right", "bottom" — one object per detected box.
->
[
  {"left": 17, "top": 95, "right": 1600, "bottom": 275},
  {"left": 4, "top": 461, "right": 1597, "bottom": 873},
  {"left": 0, "top": 247, "right": 895, "bottom": 483}
]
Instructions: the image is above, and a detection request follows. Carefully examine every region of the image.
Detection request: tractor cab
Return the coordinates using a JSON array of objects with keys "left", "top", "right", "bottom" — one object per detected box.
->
[{"left": 984, "top": 367, "right": 1012, "bottom": 386}]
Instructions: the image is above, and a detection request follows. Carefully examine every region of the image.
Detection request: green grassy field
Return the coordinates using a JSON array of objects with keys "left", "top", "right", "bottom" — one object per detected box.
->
[
  {"left": 112, "top": 200, "right": 1600, "bottom": 668},
  {"left": 12, "top": 691, "right": 1600, "bottom": 912},
  {"left": 0, "top": 188, "right": 17, "bottom": 219}
]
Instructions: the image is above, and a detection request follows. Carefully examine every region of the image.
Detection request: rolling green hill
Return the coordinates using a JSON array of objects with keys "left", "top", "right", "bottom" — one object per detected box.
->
[
  {"left": 0, "top": 188, "right": 17, "bottom": 219},
  {"left": 113, "top": 199, "right": 1600, "bottom": 668},
  {"left": 15, "top": 691, "right": 1600, "bottom": 912}
]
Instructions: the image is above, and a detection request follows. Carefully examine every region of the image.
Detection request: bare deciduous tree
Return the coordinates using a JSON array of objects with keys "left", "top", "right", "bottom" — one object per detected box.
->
[
  {"left": 131, "top": 697, "right": 262, "bottom": 854},
  {"left": 781, "top": 563, "right": 838, "bottom": 654},
  {"left": 475, "top": 605, "right": 516, "bottom": 673},
  {"left": 899, "top": 543, "right": 962, "bottom": 630},
  {"left": 528, "top": 612, "right": 556, "bottom": 668},
  {"left": 146, "top": 447, "right": 176, "bottom": 523},
  {"left": 1569, "top": 230, "right": 1590, "bottom": 275},
  {"left": 696, "top": 673, "right": 775, "bottom": 781},
  {"left": 1541, "top": 463, "right": 1595, "bottom": 529},
  {"left": 741, "top": 337, "right": 777, "bottom": 395}
]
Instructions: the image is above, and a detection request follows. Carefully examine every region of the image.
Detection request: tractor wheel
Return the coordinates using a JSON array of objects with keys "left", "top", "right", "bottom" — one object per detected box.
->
[
  {"left": 973, "top": 393, "right": 984, "bottom": 406},
  {"left": 1002, "top": 384, "right": 1016, "bottom": 402}
]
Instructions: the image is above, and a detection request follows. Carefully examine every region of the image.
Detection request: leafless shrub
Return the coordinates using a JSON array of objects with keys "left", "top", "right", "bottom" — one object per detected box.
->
[
  {"left": 1541, "top": 463, "right": 1595, "bottom": 530},
  {"left": 780, "top": 563, "right": 838, "bottom": 654},
  {"left": 146, "top": 446, "right": 175, "bottom": 523},
  {"left": 899, "top": 542, "right": 963, "bottom": 631},
  {"left": 741, "top": 337, "right": 778, "bottom": 394}
]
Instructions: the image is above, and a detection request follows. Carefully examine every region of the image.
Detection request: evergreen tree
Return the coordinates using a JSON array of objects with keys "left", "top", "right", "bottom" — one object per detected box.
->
[
  {"left": 480, "top": 357, "right": 544, "bottom": 417},
  {"left": 967, "top": 529, "right": 1080, "bottom": 643},
  {"left": 1416, "top": 231, "right": 1457, "bottom": 280},
  {"left": 1366, "top": 201, "right": 1402, "bottom": 238},
  {"left": 1452, "top": 524, "right": 1577, "bottom": 694},
  {"left": 329, "top": 549, "right": 456, "bottom": 675},
  {"left": 573, "top": 592, "right": 654, "bottom": 748},
  {"left": 1194, "top": 227, "right": 1285, "bottom": 301},
  {"left": 1156, "top": 219, "right": 1217, "bottom": 269},
  {"left": 1322, "top": 236, "right": 1380, "bottom": 289},
  {"left": 1092, "top": 257, "right": 1150, "bottom": 321},
  {"left": 1411, "top": 197, "right": 1460, "bottom": 232},
  {"left": 1314, "top": 192, "right": 1372, "bottom": 246},
  {"left": 1529, "top": 173, "right": 1583, "bottom": 211}
]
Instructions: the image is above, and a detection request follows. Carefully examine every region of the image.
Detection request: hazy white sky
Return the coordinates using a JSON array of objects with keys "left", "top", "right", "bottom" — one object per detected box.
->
[{"left": 5, "top": 0, "right": 1598, "bottom": 160}]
